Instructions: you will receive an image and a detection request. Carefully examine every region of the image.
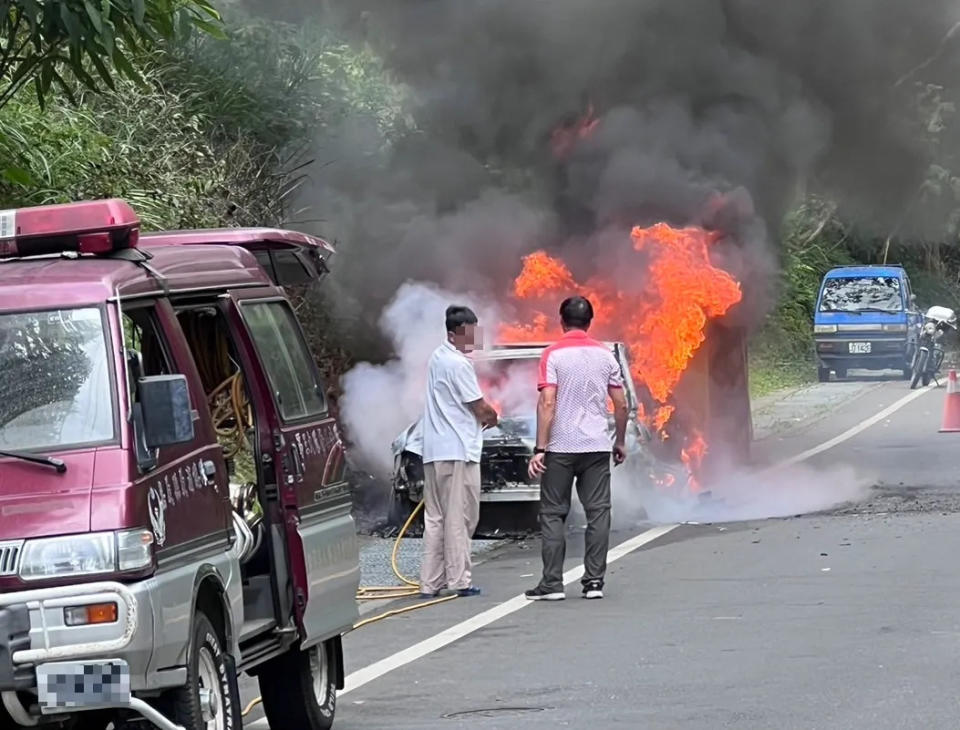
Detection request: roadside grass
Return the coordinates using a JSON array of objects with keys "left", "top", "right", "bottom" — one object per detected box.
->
[{"left": 749, "top": 351, "right": 815, "bottom": 398}]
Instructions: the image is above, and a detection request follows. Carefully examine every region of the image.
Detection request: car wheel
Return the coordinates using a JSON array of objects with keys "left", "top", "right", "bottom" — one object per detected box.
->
[
  {"left": 817, "top": 367, "right": 830, "bottom": 383},
  {"left": 169, "top": 610, "right": 242, "bottom": 730},
  {"left": 259, "top": 641, "right": 337, "bottom": 730},
  {"left": 388, "top": 491, "right": 414, "bottom": 528}
]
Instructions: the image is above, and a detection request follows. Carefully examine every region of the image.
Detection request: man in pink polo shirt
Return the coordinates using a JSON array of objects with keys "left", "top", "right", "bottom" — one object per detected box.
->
[{"left": 525, "top": 296, "right": 628, "bottom": 601}]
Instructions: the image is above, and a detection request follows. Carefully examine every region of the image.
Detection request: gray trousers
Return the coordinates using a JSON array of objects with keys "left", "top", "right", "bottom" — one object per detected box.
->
[
  {"left": 538, "top": 451, "right": 612, "bottom": 592},
  {"left": 420, "top": 460, "right": 481, "bottom": 593}
]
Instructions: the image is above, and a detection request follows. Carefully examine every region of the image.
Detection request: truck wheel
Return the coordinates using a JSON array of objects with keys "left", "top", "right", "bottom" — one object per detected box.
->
[
  {"left": 835, "top": 366, "right": 847, "bottom": 380},
  {"left": 817, "top": 367, "right": 830, "bottom": 383},
  {"left": 910, "top": 351, "right": 928, "bottom": 390},
  {"left": 259, "top": 641, "right": 337, "bottom": 730},
  {"left": 169, "top": 611, "right": 242, "bottom": 730}
]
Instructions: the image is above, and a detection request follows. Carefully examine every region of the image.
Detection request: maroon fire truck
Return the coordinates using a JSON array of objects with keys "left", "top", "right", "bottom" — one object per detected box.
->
[{"left": 0, "top": 200, "right": 359, "bottom": 730}]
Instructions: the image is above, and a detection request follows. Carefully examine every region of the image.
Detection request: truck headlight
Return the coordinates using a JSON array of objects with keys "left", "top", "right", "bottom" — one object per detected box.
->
[
  {"left": 814, "top": 324, "right": 837, "bottom": 334},
  {"left": 882, "top": 324, "right": 907, "bottom": 332},
  {"left": 19, "top": 529, "right": 154, "bottom": 581}
]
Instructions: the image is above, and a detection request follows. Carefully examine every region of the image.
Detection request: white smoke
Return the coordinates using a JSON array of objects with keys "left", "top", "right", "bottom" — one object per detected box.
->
[
  {"left": 607, "top": 456, "right": 871, "bottom": 526},
  {"left": 476, "top": 359, "right": 540, "bottom": 417},
  {"left": 339, "top": 281, "right": 500, "bottom": 477}
]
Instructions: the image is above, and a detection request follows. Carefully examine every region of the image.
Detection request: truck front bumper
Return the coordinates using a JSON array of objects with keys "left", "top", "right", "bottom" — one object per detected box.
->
[
  {"left": 480, "top": 485, "right": 540, "bottom": 502},
  {"left": 0, "top": 581, "right": 153, "bottom": 693},
  {"left": 815, "top": 336, "right": 909, "bottom": 369}
]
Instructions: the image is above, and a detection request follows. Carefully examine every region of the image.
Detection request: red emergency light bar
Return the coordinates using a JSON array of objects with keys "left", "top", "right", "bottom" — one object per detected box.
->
[{"left": 0, "top": 199, "right": 140, "bottom": 259}]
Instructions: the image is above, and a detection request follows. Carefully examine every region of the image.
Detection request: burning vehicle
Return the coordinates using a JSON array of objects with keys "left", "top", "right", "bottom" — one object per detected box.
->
[{"left": 390, "top": 341, "right": 654, "bottom": 534}]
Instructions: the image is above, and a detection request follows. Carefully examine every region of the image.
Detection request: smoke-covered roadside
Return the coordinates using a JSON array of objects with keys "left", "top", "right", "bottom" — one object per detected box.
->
[{"left": 608, "top": 458, "right": 871, "bottom": 527}]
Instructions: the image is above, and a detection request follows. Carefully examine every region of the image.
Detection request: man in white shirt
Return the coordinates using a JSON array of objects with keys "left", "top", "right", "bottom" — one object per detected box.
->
[{"left": 420, "top": 305, "right": 498, "bottom": 597}]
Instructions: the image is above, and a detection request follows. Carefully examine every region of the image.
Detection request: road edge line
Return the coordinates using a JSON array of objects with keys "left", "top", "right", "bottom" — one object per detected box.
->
[
  {"left": 772, "top": 383, "right": 934, "bottom": 470},
  {"left": 340, "top": 523, "right": 678, "bottom": 696}
]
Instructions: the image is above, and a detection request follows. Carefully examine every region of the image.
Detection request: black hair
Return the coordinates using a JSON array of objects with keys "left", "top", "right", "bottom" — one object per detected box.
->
[
  {"left": 445, "top": 305, "right": 479, "bottom": 333},
  {"left": 559, "top": 296, "right": 594, "bottom": 329}
]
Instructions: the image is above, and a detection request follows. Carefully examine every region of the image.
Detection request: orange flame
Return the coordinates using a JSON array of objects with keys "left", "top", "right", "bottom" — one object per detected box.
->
[
  {"left": 499, "top": 222, "right": 742, "bottom": 488},
  {"left": 680, "top": 431, "right": 708, "bottom": 493}
]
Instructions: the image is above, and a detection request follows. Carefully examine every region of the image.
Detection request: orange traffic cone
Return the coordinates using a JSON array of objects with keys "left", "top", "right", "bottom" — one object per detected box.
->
[{"left": 940, "top": 370, "right": 960, "bottom": 432}]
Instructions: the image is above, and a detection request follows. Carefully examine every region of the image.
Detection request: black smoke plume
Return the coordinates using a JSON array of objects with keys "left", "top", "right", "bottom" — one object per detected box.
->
[{"left": 273, "top": 0, "right": 958, "bottom": 342}]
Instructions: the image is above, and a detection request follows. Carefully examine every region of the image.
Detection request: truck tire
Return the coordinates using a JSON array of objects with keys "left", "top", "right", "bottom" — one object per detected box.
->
[
  {"left": 259, "top": 640, "right": 337, "bottom": 730},
  {"left": 169, "top": 610, "right": 242, "bottom": 730},
  {"left": 817, "top": 367, "right": 830, "bottom": 383},
  {"left": 911, "top": 351, "right": 928, "bottom": 390}
]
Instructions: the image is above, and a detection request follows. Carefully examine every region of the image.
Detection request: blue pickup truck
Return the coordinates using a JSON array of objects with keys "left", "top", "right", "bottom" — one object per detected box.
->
[{"left": 813, "top": 265, "right": 921, "bottom": 381}]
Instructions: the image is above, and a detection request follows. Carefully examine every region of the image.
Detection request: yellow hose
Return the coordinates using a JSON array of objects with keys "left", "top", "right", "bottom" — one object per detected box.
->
[
  {"left": 356, "top": 499, "right": 424, "bottom": 597},
  {"left": 242, "top": 499, "right": 456, "bottom": 719}
]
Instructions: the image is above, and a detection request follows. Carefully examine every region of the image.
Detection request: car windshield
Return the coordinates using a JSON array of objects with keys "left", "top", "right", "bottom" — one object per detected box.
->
[
  {"left": 0, "top": 307, "right": 115, "bottom": 451},
  {"left": 819, "top": 276, "right": 903, "bottom": 313}
]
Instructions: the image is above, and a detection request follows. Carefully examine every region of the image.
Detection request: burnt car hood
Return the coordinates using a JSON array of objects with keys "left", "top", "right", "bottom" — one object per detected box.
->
[{"left": 392, "top": 416, "right": 535, "bottom": 458}]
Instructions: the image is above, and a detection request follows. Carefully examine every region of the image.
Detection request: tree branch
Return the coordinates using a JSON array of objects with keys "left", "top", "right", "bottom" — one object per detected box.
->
[{"left": 894, "top": 20, "right": 960, "bottom": 89}]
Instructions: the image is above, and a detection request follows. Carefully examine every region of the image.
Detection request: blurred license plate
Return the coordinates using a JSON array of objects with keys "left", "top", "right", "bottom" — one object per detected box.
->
[
  {"left": 848, "top": 342, "right": 871, "bottom": 354},
  {"left": 36, "top": 660, "right": 130, "bottom": 712}
]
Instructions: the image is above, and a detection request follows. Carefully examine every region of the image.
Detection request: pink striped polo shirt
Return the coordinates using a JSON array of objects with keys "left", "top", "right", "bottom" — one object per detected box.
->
[{"left": 537, "top": 330, "right": 623, "bottom": 453}]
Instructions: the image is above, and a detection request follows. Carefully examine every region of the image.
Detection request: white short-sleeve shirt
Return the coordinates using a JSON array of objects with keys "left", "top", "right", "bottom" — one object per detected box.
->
[
  {"left": 538, "top": 330, "right": 624, "bottom": 453},
  {"left": 422, "top": 341, "right": 484, "bottom": 464}
]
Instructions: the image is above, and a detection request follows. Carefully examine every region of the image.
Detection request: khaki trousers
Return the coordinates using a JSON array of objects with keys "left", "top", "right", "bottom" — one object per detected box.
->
[{"left": 420, "top": 460, "right": 481, "bottom": 593}]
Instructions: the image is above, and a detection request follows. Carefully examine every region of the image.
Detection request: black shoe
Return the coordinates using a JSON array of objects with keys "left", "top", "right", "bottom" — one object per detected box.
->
[
  {"left": 525, "top": 586, "right": 565, "bottom": 601},
  {"left": 456, "top": 586, "right": 481, "bottom": 597},
  {"left": 582, "top": 580, "right": 604, "bottom": 600}
]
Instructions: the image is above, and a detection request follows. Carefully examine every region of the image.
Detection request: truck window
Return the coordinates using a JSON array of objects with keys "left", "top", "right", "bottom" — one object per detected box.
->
[
  {"left": 241, "top": 301, "right": 326, "bottom": 421},
  {"left": 123, "top": 306, "right": 185, "bottom": 468},
  {"left": 819, "top": 276, "right": 903, "bottom": 313},
  {"left": 122, "top": 307, "right": 172, "bottom": 400},
  {"left": 0, "top": 307, "right": 115, "bottom": 451}
]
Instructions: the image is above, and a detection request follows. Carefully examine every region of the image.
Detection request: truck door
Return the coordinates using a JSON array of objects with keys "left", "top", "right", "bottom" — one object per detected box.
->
[{"left": 225, "top": 290, "right": 359, "bottom": 648}]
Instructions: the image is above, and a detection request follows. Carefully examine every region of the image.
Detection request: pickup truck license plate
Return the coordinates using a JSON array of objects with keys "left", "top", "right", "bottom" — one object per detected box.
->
[
  {"left": 36, "top": 660, "right": 130, "bottom": 712},
  {"left": 848, "top": 342, "right": 871, "bottom": 354}
]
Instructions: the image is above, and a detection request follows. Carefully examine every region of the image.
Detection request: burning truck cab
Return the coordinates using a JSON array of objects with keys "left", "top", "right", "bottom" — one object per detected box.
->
[{"left": 390, "top": 341, "right": 651, "bottom": 535}]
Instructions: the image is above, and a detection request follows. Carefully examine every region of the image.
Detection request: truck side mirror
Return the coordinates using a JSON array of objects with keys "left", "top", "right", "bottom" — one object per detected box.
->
[{"left": 138, "top": 375, "right": 195, "bottom": 449}]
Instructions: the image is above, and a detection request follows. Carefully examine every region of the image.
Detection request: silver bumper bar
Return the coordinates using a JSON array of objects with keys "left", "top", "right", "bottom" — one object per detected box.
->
[{"left": 0, "top": 581, "right": 137, "bottom": 664}]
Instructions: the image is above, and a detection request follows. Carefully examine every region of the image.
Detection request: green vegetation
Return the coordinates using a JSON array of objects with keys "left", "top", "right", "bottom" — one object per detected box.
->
[
  {"left": 0, "top": 12, "right": 404, "bottom": 227},
  {"left": 0, "top": 0, "right": 223, "bottom": 112}
]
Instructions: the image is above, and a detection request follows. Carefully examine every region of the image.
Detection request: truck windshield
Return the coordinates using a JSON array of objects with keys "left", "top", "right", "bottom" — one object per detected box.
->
[
  {"left": 819, "top": 276, "right": 903, "bottom": 313},
  {"left": 0, "top": 307, "right": 114, "bottom": 451}
]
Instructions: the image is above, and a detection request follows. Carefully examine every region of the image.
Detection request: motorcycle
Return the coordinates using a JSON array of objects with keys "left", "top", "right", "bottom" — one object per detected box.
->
[{"left": 910, "top": 305, "right": 956, "bottom": 389}]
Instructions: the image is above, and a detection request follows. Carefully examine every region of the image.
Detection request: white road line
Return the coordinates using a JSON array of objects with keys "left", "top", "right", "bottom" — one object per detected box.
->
[
  {"left": 772, "top": 383, "right": 934, "bottom": 469},
  {"left": 245, "top": 524, "right": 678, "bottom": 728},
  {"left": 342, "top": 523, "right": 676, "bottom": 696}
]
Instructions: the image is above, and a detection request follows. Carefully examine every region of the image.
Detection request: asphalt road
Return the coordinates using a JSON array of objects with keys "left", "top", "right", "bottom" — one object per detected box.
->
[{"left": 243, "top": 375, "right": 960, "bottom": 729}]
